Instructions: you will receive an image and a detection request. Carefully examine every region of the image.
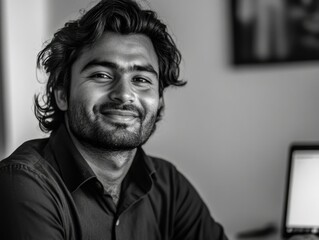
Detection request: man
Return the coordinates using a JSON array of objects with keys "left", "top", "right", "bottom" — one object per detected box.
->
[{"left": 0, "top": 0, "right": 228, "bottom": 239}]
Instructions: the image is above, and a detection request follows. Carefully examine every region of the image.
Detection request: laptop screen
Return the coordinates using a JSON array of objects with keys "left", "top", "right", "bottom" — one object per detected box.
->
[{"left": 283, "top": 145, "right": 319, "bottom": 238}]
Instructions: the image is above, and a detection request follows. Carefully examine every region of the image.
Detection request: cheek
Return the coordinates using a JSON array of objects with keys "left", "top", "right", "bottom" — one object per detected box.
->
[
  {"left": 140, "top": 94, "right": 161, "bottom": 114},
  {"left": 70, "top": 85, "right": 104, "bottom": 106},
  {"left": 68, "top": 92, "right": 94, "bottom": 115}
]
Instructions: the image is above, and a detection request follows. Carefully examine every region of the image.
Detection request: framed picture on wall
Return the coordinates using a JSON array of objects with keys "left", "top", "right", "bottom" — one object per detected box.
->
[{"left": 231, "top": 0, "right": 319, "bottom": 65}]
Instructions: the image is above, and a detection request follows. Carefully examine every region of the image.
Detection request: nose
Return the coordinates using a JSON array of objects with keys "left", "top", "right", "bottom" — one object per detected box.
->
[{"left": 108, "top": 77, "right": 135, "bottom": 104}]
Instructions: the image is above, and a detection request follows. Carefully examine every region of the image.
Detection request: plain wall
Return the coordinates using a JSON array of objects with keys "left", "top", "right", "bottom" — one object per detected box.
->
[
  {"left": 3, "top": 0, "right": 319, "bottom": 235},
  {"left": 0, "top": 1, "right": 5, "bottom": 157},
  {"left": 2, "top": 0, "right": 48, "bottom": 158}
]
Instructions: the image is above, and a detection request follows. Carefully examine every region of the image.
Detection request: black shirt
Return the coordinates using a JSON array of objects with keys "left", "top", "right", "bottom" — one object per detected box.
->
[{"left": 0, "top": 125, "right": 228, "bottom": 240}]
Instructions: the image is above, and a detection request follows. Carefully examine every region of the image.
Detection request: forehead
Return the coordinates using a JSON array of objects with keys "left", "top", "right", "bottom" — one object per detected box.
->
[{"left": 74, "top": 32, "right": 159, "bottom": 71}]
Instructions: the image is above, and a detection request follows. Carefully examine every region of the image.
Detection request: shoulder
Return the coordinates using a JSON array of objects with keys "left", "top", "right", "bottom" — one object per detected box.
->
[
  {"left": 146, "top": 153, "right": 211, "bottom": 213},
  {"left": 0, "top": 138, "right": 68, "bottom": 212},
  {"left": 1, "top": 138, "right": 50, "bottom": 170},
  {"left": 148, "top": 155, "right": 176, "bottom": 170},
  {"left": 1, "top": 138, "right": 49, "bottom": 165},
  {"left": 145, "top": 154, "right": 228, "bottom": 239},
  {"left": 147, "top": 154, "right": 181, "bottom": 179},
  {"left": 146, "top": 154, "right": 197, "bottom": 195},
  {"left": 0, "top": 138, "right": 60, "bottom": 191},
  {"left": 0, "top": 139, "right": 73, "bottom": 240}
]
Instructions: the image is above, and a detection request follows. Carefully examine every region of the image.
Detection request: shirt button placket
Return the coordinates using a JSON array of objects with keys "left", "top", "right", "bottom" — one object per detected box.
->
[{"left": 114, "top": 217, "right": 120, "bottom": 240}]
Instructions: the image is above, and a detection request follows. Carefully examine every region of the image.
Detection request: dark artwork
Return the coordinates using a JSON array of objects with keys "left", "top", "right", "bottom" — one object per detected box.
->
[{"left": 231, "top": 0, "right": 319, "bottom": 65}]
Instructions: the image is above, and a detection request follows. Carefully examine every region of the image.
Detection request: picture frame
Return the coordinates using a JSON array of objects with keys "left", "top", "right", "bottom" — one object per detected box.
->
[{"left": 231, "top": 0, "right": 319, "bottom": 65}]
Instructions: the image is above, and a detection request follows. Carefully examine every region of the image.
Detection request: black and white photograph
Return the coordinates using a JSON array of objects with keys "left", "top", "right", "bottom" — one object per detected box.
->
[{"left": 1, "top": 0, "right": 319, "bottom": 240}]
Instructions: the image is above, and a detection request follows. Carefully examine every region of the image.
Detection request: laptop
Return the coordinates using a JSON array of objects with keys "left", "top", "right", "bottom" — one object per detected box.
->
[{"left": 282, "top": 144, "right": 319, "bottom": 239}]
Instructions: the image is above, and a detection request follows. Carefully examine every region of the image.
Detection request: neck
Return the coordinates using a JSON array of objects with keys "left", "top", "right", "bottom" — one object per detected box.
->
[{"left": 78, "top": 144, "right": 136, "bottom": 184}]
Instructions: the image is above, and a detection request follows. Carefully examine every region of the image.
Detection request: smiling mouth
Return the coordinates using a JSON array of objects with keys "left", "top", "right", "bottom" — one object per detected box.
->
[{"left": 100, "top": 109, "right": 140, "bottom": 122}]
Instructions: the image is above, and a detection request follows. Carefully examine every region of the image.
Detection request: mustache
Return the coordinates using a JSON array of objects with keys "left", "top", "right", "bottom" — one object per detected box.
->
[{"left": 98, "top": 102, "right": 143, "bottom": 117}]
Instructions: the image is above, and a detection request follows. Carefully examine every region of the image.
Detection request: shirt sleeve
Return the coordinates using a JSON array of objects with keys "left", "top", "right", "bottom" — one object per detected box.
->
[
  {"left": 172, "top": 170, "right": 228, "bottom": 240},
  {"left": 0, "top": 163, "right": 65, "bottom": 240}
]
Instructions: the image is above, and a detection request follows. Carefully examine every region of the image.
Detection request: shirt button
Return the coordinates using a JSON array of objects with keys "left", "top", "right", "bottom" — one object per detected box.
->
[{"left": 116, "top": 219, "right": 120, "bottom": 226}]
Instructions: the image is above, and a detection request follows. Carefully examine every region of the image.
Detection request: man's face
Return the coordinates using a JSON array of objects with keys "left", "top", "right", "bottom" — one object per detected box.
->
[{"left": 60, "top": 32, "right": 161, "bottom": 150}]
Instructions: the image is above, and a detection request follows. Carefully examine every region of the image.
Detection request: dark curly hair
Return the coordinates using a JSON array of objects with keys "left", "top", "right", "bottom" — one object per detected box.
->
[{"left": 34, "top": 0, "right": 186, "bottom": 133}]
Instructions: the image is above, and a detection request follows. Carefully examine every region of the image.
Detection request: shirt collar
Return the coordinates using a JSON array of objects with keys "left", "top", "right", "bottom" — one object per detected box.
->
[
  {"left": 118, "top": 148, "right": 157, "bottom": 213},
  {"left": 45, "top": 124, "right": 157, "bottom": 193},
  {"left": 46, "top": 124, "right": 96, "bottom": 193}
]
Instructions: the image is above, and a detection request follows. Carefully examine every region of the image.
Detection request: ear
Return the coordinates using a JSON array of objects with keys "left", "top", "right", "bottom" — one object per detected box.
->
[
  {"left": 54, "top": 87, "right": 68, "bottom": 111},
  {"left": 156, "top": 97, "right": 165, "bottom": 122},
  {"left": 159, "top": 97, "right": 164, "bottom": 110}
]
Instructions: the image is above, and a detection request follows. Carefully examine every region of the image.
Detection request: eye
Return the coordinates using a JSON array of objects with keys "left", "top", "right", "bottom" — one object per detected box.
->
[
  {"left": 132, "top": 77, "right": 152, "bottom": 85},
  {"left": 89, "top": 72, "right": 113, "bottom": 80}
]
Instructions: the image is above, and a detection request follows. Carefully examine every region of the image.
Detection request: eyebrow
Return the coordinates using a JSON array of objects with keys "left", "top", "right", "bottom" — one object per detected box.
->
[{"left": 80, "top": 59, "right": 159, "bottom": 78}]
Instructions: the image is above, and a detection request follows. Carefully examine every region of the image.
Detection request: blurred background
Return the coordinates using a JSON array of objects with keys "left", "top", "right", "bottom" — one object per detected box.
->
[{"left": 1, "top": 0, "right": 319, "bottom": 237}]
